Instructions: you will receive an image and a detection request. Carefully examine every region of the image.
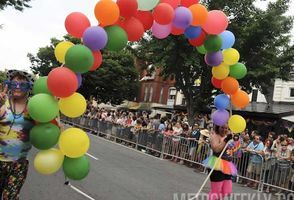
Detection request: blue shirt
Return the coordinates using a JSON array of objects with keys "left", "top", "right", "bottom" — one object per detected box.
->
[{"left": 247, "top": 141, "right": 264, "bottom": 163}]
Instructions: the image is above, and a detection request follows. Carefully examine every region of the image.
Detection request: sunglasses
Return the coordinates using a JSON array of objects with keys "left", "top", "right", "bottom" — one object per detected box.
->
[{"left": 4, "top": 80, "right": 31, "bottom": 92}]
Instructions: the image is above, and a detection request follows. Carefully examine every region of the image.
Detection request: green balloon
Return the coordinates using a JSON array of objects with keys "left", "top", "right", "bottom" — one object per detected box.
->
[
  {"left": 230, "top": 63, "right": 247, "bottom": 79},
  {"left": 196, "top": 45, "right": 207, "bottom": 55},
  {"left": 30, "top": 123, "right": 60, "bottom": 150},
  {"left": 137, "top": 0, "right": 159, "bottom": 11},
  {"left": 65, "top": 45, "right": 94, "bottom": 74},
  {"left": 28, "top": 94, "right": 59, "bottom": 123},
  {"left": 204, "top": 35, "right": 222, "bottom": 52},
  {"left": 33, "top": 76, "right": 51, "bottom": 95},
  {"left": 105, "top": 26, "right": 128, "bottom": 51},
  {"left": 63, "top": 156, "right": 90, "bottom": 180}
]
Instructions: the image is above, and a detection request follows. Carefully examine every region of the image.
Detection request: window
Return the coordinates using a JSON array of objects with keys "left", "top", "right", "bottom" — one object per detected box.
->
[
  {"left": 168, "top": 87, "right": 176, "bottom": 100},
  {"left": 181, "top": 98, "right": 186, "bottom": 105},
  {"left": 290, "top": 88, "right": 294, "bottom": 97},
  {"left": 144, "top": 85, "right": 148, "bottom": 102},
  {"left": 159, "top": 87, "right": 164, "bottom": 103},
  {"left": 252, "top": 89, "right": 258, "bottom": 102},
  {"left": 149, "top": 86, "right": 153, "bottom": 102}
]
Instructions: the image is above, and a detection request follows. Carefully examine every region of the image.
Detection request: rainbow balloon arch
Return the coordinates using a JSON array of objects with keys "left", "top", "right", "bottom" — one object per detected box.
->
[{"left": 28, "top": 0, "right": 249, "bottom": 180}]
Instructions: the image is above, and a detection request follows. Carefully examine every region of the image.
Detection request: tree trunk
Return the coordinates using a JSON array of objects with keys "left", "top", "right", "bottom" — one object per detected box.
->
[{"left": 262, "top": 83, "right": 275, "bottom": 110}]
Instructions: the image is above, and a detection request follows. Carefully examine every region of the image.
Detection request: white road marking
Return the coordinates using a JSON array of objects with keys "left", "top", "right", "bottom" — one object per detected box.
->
[
  {"left": 69, "top": 183, "right": 96, "bottom": 200},
  {"left": 86, "top": 153, "right": 99, "bottom": 161}
]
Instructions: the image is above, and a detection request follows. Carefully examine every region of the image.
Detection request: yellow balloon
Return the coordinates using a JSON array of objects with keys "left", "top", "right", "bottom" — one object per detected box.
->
[
  {"left": 228, "top": 115, "right": 246, "bottom": 133},
  {"left": 54, "top": 41, "right": 74, "bottom": 63},
  {"left": 59, "top": 128, "right": 90, "bottom": 158},
  {"left": 34, "top": 148, "right": 64, "bottom": 175},
  {"left": 212, "top": 63, "right": 230, "bottom": 80},
  {"left": 223, "top": 48, "right": 240, "bottom": 65},
  {"left": 58, "top": 93, "right": 86, "bottom": 118}
]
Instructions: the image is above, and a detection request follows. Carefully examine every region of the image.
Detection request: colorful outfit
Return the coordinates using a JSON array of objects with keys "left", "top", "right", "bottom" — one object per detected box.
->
[
  {"left": 203, "top": 146, "right": 237, "bottom": 200},
  {"left": 0, "top": 101, "right": 34, "bottom": 200}
]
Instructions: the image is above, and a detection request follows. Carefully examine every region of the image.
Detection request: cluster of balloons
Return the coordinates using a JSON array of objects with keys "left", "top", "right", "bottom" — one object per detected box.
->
[
  {"left": 27, "top": 0, "right": 251, "bottom": 180},
  {"left": 27, "top": 42, "right": 91, "bottom": 179}
]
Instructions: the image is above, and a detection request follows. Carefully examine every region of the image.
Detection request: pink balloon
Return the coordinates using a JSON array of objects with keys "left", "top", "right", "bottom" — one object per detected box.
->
[
  {"left": 202, "top": 10, "right": 228, "bottom": 35},
  {"left": 151, "top": 21, "right": 172, "bottom": 39}
]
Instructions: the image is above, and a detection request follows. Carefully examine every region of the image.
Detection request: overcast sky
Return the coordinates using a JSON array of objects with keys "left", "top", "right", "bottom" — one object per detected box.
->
[{"left": 0, "top": 0, "right": 293, "bottom": 72}]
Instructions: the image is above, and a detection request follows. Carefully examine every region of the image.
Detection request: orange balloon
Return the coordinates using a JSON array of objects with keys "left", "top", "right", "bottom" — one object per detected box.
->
[
  {"left": 221, "top": 77, "right": 239, "bottom": 95},
  {"left": 94, "top": 0, "right": 120, "bottom": 26},
  {"left": 189, "top": 4, "right": 208, "bottom": 26},
  {"left": 231, "top": 90, "right": 249, "bottom": 109}
]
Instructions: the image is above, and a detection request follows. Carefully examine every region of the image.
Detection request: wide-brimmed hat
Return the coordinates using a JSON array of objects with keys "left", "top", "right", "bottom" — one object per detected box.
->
[
  {"left": 200, "top": 129, "right": 210, "bottom": 138},
  {"left": 7, "top": 70, "right": 34, "bottom": 82},
  {"left": 6, "top": 70, "right": 34, "bottom": 91}
]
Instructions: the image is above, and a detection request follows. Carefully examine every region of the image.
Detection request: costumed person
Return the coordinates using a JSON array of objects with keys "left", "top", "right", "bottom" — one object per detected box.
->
[
  {"left": 202, "top": 125, "right": 237, "bottom": 200},
  {"left": 0, "top": 70, "right": 35, "bottom": 200}
]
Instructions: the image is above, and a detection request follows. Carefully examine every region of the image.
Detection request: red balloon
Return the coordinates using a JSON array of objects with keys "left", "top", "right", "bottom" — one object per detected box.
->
[
  {"left": 171, "top": 26, "right": 184, "bottom": 35},
  {"left": 153, "top": 3, "right": 174, "bottom": 25},
  {"left": 160, "top": 0, "right": 180, "bottom": 9},
  {"left": 117, "top": 0, "right": 138, "bottom": 18},
  {"left": 202, "top": 10, "right": 228, "bottom": 35},
  {"left": 90, "top": 51, "right": 103, "bottom": 71},
  {"left": 188, "top": 30, "right": 206, "bottom": 46},
  {"left": 211, "top": 77, "right": 223, "bottom": 89},
  {"left": 134, "top": 11, "right": 153, "bottom": 31},
  {"left": 47, "top": 67, "right": 78, "bottom": 98},
  {"left": 65, "top": 12, "right": 91, "bottom": 38},
  {"left": 118, "top": 17, "right": 144, "bottom": 41},
  {"left": 181, "top": 0, "right": 199, "bottom": 7}
]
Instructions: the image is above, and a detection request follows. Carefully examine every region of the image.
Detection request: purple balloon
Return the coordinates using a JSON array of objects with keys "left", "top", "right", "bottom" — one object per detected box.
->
[
  {"left": 172, "top": 7, "right": 192, "bottom": 29},
  {"left": 76, "top": 73, "right": 82, "bottom": 88},
  {"left": 204, "top": 51, "right": 223, "bottom": 66},
  {"left": 83, "top": 26, "right": 108, "bottom": 51},
  {"left": 212, "top": 109, "right": 229, "bottom": 126},
  {"left": 151, "top": 22, "right": 172, "bottom": 39}
]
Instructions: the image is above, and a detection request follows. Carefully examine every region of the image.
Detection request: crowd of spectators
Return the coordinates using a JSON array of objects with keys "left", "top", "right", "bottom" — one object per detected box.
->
[{"left": 82, "top": 102, "right": 294, "bottom": 194}]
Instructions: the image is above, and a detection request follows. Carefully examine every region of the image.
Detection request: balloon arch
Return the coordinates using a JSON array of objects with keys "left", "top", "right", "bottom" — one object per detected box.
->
[{"left": 28, "top": 0, "right": 249, "bottom": 180}]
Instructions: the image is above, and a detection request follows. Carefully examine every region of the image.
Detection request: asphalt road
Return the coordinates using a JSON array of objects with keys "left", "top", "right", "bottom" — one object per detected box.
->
[{"left": 21, "top": 128, "right": 267, "bottom": 200}]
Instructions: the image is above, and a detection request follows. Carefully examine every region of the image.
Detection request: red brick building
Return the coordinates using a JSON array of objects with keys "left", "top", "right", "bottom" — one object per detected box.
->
[{"left": 137, "top": 67, "right": 175, "bottom": 105}]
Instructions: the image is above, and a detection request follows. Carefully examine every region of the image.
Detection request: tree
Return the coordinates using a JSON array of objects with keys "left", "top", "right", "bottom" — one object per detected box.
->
[
  {"left": 79, "top": 50, "right": 139, "bottom": 104},
  {"left": 212, "top": 0, "right": 294, "bottom": 105},
  {"left": 0, "top": 71, "right": 6, "bottom": 83},
  {"left": 28, "top": 35, "right": 139, "bottom": 105},
  {"left": 0, "top": 0, "right": 32, "bottom": 11},
  {"left": 131, "top": 0, "right": 294, "bottom": 125}
]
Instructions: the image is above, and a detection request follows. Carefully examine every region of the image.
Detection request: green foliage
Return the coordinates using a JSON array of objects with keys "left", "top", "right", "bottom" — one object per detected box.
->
[
  {"left": 28, "top": 35, "right": 139, "bottom": 105},
  {"left": 0, "top": 71, "right": 7, "bottom": 83},
  {"left": 207, "top": 0, "right": 294, "bottom": 97},
  {"left": 0, "top": 0, "right": 32, "bottom": 11},
  {"left": 79, "top": 50, "right": 139, "bottom": 104}
]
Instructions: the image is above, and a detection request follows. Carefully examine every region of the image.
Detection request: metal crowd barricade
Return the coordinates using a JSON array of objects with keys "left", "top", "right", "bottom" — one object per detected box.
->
[
  {"left": 60, "top": 116, "right": 294, "bottom": 194},
  {"left": 260, "top": 157, "right": 293, "bottom": 193}
]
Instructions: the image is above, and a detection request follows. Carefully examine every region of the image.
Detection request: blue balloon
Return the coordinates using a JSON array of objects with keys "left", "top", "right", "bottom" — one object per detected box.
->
[
  {"left": 184, "top": 26, "right": 201, "bottom": 39},
  {"left": 220, "top": 30, "right": 235, "bottom": 49},
  {"left": 214, "top": 94, "right": 230, "bottom": 110}
]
